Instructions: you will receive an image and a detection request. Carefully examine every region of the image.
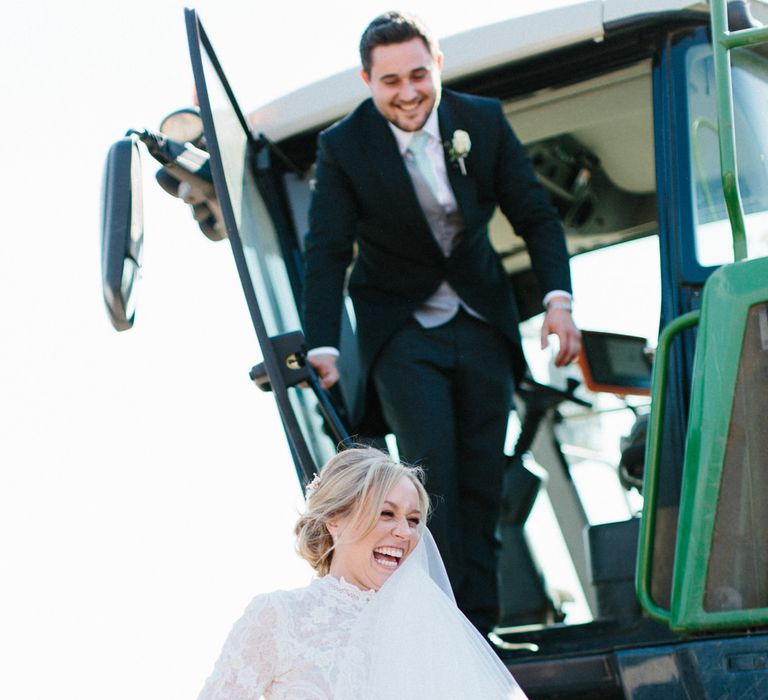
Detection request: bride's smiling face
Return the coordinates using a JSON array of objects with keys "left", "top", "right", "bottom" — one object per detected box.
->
[{"left": 327, "top": 476, "right": 422, "bottom": 591}]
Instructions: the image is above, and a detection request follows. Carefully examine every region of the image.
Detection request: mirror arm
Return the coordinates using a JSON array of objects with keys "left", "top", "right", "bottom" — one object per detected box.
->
[{"left": 126, "top": 128, "right": 213, "bottom": 182}]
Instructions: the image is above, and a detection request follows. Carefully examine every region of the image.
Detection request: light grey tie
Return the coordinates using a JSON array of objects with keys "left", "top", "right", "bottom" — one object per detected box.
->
[{"left": 406, "top": 131, "right": 440, "bottom": 200}]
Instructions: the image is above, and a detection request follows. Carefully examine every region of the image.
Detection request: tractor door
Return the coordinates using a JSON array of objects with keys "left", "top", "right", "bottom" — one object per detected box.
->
[{"left": 184, "top": 9, "right": 349, "bottom": 484}]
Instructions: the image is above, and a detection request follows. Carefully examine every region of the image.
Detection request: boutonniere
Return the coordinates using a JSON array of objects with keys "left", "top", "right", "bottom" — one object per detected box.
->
[{"left": 445, "top": 129, "right": 471, "bottom": 175}]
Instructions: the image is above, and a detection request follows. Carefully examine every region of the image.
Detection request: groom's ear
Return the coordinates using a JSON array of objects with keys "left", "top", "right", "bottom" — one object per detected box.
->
[
  {"left": 360, "top": 68, "right": 371, "bottom": 87},
  {"left": 435, "top": 50, "right": 444, "bottom": 73}
]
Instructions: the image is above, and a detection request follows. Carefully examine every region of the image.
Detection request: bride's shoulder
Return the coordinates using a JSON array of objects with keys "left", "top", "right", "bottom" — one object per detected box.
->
[{"left": 241, "top": 580, "right": 317, "bottom": 618}]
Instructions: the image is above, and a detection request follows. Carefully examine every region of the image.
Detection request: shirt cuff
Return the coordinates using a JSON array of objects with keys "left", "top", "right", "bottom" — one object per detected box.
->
[
  {"left": 307, "top": 346, "right": 340, "bottom": 358},
  {"left": 543, "top": 290, "right": 573, "bottom": 306}
]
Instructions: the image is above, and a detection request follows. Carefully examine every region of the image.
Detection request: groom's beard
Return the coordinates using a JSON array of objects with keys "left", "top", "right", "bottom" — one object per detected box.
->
[{"left": 383, "top": 88, "right": 441, "bottom": 133}]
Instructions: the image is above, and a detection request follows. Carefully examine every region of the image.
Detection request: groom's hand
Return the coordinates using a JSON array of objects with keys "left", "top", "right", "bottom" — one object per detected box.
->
[
  {"left": 308, "top": 353, "right": 340, "bottom": 389},
  {"left": 541, "top": 307, "right": 581, "bottom": 367}
]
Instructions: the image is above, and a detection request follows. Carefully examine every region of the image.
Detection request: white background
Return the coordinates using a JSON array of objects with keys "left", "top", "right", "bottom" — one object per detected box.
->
[{"left": 0, "top": 2, "right": 594, "bottom": 698}]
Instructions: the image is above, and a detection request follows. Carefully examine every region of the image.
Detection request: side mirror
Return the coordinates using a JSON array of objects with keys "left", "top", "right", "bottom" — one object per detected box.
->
[{"left": 100, "top": 136, "right": 143, "bottom": 331}]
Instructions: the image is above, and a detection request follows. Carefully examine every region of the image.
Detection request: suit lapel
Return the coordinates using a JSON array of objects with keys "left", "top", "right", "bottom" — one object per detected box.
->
[
  {"left": 437, "top": 96, "right": 474, "bottom": 222},
  {"left": 359, "top": 103, "right": 433, "bottom": 238}
]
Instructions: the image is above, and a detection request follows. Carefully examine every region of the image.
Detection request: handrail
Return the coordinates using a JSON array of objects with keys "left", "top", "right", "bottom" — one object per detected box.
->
[
  {"left": 636, "top": 311, "right": 700, "bottom": 623},
  {"left": 710, "top": 0, "right": 768, "bottom": 261}
]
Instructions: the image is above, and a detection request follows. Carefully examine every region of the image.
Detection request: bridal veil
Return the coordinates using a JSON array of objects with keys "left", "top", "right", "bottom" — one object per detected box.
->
[{"left": 335, "top": 529, "right": 528, "bottom": 699}]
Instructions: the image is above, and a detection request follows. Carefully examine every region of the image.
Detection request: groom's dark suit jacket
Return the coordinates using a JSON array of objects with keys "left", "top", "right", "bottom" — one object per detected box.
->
[{"left": 303, "top": 89, "right": 571, "bottom": 412}]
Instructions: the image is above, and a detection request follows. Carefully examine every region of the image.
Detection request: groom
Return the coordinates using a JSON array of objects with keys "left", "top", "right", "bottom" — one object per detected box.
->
[{"left": 302, "top": 11, "right": 580, "bottom": 636}]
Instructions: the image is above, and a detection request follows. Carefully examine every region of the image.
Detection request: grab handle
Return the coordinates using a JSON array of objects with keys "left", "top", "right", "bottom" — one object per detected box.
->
[{"left": 635, "top": 311, "right": 700, "bottom": 622}]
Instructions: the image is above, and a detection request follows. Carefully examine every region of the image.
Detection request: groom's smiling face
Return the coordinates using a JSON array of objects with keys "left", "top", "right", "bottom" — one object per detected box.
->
[{"left": 362, "top": 37, "right": 442, "bottom": 132}]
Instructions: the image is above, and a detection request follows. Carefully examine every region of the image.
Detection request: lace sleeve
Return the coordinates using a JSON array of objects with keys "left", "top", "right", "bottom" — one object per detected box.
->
[{"left": 197, "top": 593, "right": 281, "bottom": 700}]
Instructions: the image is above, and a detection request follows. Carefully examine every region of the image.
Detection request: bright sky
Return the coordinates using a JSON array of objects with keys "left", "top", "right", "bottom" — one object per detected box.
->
[{"left": 1, "top": 2, "right": 594, "bottom": 698}]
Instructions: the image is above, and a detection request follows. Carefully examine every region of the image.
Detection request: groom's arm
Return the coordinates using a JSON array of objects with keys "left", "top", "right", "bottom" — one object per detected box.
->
[
  {"left": 490, "top": 102, "right": 581, "bottom": 365},
  {"left": 302, "top": 131, "right": 358, "bottom": 387}
]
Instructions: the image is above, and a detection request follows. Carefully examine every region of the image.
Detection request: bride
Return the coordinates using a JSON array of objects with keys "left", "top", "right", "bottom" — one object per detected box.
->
[{"left": 197, "top": 446, "right": 527, "bottom": 699}]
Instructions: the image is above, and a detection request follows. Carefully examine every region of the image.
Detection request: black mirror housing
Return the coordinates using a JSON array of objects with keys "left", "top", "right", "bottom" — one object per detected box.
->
[{"left": 100, "top": 137, "right": 143, "bottom": 331}]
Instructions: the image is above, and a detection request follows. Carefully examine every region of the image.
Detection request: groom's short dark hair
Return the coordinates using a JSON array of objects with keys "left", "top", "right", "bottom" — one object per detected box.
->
[{"left": 359, "top": 11, "right": 438, "bottom": 76}]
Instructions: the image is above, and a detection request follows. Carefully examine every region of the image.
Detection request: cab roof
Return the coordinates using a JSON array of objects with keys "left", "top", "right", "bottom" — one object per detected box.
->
[{"left": 248, "top": 0, "right": 706, "bottom": 141}]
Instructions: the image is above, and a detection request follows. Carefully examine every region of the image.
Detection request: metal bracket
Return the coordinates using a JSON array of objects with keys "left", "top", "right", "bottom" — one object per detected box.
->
[
  {"left": 249, "top": 330, "right": 351, "bottom": 446},
  {"left": 249, "top": 331, "right": 308, "bottom": 391}
]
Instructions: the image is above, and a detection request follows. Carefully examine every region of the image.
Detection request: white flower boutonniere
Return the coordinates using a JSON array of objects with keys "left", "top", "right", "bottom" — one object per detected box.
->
[{"left": 446, "top": 129, "right": 471, "bottom": 175}]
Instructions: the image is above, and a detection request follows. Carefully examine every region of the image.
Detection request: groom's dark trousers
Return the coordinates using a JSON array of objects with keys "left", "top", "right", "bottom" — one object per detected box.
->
[
  {"left": 373, "top": 310, "right": 513, "bottom": 631},
  {"left": 303, "top": 89, "right": 572, "bottom": 633}
]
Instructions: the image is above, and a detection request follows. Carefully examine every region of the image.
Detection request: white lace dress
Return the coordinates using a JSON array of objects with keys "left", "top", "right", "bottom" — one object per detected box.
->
[
  {"left": 197, "top": 575, "right": 375, "bottom": 700},
  {"left": 197, "top": 533, "right": 527, "bottom": 700}
]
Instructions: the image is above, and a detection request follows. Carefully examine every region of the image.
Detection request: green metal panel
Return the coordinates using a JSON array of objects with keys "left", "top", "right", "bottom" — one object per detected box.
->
[
  {"left": 669, "top": 255, "right": 768, "bottom": 631},
  {"left": 637, "top": 0, "right": 768, "bottom": 633},
  {"left": 638, "top": 259, "right": 768, "bottom": 631}
]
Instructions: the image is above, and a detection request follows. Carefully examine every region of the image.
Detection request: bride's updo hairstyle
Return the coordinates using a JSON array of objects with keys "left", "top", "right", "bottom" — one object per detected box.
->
[{"left": 294, "top": 446, "right": 430, "bottom": 576}]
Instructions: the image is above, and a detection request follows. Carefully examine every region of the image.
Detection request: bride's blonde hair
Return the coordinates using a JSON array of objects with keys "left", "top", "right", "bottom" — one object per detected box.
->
[{"left": 294, "top": 446, "right": 430, "bottom": 575}]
